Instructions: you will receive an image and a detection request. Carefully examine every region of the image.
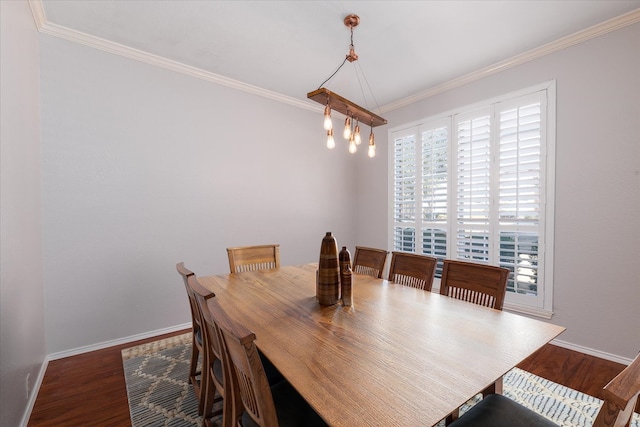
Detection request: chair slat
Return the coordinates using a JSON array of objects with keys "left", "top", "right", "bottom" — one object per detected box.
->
[
  {"left": 227, "top": 244, "right": 280, "bottom": 274},
  {"left": 440, "top": 260, "right": 509, "bottom": 310},
  {"left": 353, "top": 246, "right": 389, "bottom": 279},
  {"left": 388, "top": 252, "right": 437, "bottom": 291}
]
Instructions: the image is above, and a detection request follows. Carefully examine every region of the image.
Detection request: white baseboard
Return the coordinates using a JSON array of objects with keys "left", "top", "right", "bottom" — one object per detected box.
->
[
  {"left": 21, "top": 323, "right": 192, "bottom": 427},
  {"left": 47, "top": 323, "right": 191, "bottom": 361},
  {"left": 20, "top": 355, "right": 50, "bottom": 427},
  {"left": 550, "top": 338, "right": 634, "bottom": 365}
]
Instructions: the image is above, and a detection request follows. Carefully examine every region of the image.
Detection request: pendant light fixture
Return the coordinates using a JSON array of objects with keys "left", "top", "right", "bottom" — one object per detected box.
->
[{"left": 307, "top": 14, "right": 387, "bottom": 158}]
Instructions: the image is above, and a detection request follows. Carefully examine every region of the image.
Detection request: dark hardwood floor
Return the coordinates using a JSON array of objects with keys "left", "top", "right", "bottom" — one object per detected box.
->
[
  {"left": 28, "top": 329, "right": 190, "bottom": 427},
  {"left": 28, "top": 332, "right": 633, "bottom": 426},
  {"left": 517, "top": 344, "right": 628, "bottom": 399}
]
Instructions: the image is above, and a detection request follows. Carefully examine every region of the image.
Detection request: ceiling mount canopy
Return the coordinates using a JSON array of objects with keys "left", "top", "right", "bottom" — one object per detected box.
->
[
  {"left": 307, "top": 14, "right": 387, "bottom": 158},
  {"left": 343, "top": 14, "right": 360, "bottom": 62}
]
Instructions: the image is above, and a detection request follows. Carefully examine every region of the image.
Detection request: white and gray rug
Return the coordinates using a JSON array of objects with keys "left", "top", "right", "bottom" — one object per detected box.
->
[
  {"left": 122, "top": 333, "right": 202, "bottom": 426},
  {"left": 122, "top": 333, "right": 639, "bottom": 427}
]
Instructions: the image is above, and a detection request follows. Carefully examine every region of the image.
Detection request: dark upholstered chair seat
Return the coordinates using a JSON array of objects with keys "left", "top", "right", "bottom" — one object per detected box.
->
[
  {"left": 212, "top": 358, "right": 223, "bottom": 384},
  {"left": 241, "top": 380, "right": 327, "bottom": 427},
  {"left": 448, "top": 394, "right": 558, "bottom": 427},
  {"left": 449, "top": 351, "right": 640, "bottom": 427}
]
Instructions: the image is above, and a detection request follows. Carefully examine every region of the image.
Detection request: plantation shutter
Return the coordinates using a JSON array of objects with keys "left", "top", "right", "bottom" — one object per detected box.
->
[
  {"left": 389, "top": 82, "right": 554, "bottom": 315},
  {"left": 497, "top": 92, "right": 544, "bottom": 296},
  {"left": 421, "top": 123, "right": 449, "bottom": 273},
  {"left": 453, "top": 108, "right": 492, "bottom": 263},
  {"left": 393, "top": 130, "right": 418, "bottom": 252}
]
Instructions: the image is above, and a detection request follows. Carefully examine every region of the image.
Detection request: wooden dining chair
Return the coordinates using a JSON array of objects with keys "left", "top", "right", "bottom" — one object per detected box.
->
[
  {"left": 226, "top": 244, "right": 280, "bottom": 273},
  {"left": 196, "top": 284, "right": 286, "bottom": 427},
  {"left": 439, "top": 259, "right": 511, "bottom": 423},
  {"left": 448, "top": 352, "right": 640, "bottom": 427},
  {"left": 439, "top": 259, "right": 510, "bottom": 311},
  {"left": 387, "top": 251, "right": 437, "bottom": 291},
  {"left": 352, "top": 246, "right": 388, "bottom": 278},
  {"left": 209, "top": 298, "right": 327, "bottom": 427},
  {"left": 177, "top": 262, "right": 215, "bottom": 415},
  {"left": 190, "top": 276, "right": 228, "bottom": 427}
]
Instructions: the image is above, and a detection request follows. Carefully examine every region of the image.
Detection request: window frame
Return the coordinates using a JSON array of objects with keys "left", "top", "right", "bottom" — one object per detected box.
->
[{"left": 388, "top": 81, "right": 556, "bottom": 318}]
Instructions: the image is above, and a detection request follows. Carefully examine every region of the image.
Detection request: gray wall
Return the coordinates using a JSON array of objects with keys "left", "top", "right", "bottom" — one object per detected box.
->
[
  {"left": 39, "top": 34, "right": 359, "bottom": 355},
  {"left": 0, "top": 2, "right": 46, "bottom": 426},
  {"left": 356, "top": 22, "right": 640, "bottom": 360}
]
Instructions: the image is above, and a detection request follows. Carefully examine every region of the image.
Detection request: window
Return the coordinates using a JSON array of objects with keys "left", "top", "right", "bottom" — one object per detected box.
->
[{"left": 389, "top": 82, "right": 555, "bottom": 317}]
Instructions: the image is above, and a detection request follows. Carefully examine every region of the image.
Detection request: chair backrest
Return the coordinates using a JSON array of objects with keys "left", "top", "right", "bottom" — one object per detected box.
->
[
  {"left": 177, "top": 262, "right": 203, "bottom": 335},
  {"left": 439, "top": 259, "right": 509, "bottom": 310},
  {"left": 191, "top": 278, "right": 223, "bottom": 380},
  {"left": 192, "top": 281, "right": 223, "bottom": 367},
  {"left": 178, "top": 263, "right": 215, "bottom": 413},
  {"left": 190, "top": 277, "right": 231, "bottom": 426},
  {"left": 208, "top": 298, "right": 279, "bottom": 427},
  {"left": 593, "top": 352, "right": 640, "bottom": 427},
  {"left": 388, "top": 252, "right": 437, "bottom": 291},
  {"left": 184, "top": 272, "right": 216, "bottom": 344},
  {"left": 352, "top": 246, "right": 388, "bottom": 278},
  {"left": 226, "top": 244, "right": 280, "bottom": 273},
  {"left": 176, "top": 261, "right": 195, "bottom": 281}
]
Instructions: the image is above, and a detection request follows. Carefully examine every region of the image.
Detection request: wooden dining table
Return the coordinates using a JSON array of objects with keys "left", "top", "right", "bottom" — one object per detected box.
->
[{"left": 198, "top": 263, "right": 565, "bottom": 427}]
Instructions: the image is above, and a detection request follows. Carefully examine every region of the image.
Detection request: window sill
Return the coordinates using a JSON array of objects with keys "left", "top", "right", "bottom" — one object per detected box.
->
[
  {"left": 432, "top": 281, "right": 553, "bottom": 319},
  {"left": 503, "top": 301, "right": 553, "bottom": 319}
]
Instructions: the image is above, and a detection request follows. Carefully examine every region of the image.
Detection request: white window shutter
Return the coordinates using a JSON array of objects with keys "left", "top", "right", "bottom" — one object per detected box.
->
[
  {"left": 389, "top": 82, "right": 555, "bottom": 316},
  {"left": 454, "top": 109, "right": 492, "bottom": 263},
  {"left": 393, "top": 131, "right": 418, "bottom": 252}
]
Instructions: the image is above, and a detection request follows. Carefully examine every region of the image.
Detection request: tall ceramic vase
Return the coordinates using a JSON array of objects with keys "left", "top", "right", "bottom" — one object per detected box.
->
[
  {"left": 339, "top": 246, "right": 353, "bottom": 306},
  {"left": 317, "top": 232, "right": 340, "bottom": 305}
]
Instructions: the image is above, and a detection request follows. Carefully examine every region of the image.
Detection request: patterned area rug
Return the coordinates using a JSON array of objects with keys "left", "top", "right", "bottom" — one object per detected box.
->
[
  {"left": 122, "top": 333, "right": 202, "bottom": 426},
  {"left": 123, "top": 333, "right": 639, "bottom": 427},
  {"left": 504, "top": 368, "right": 635, "bottom": 426}
]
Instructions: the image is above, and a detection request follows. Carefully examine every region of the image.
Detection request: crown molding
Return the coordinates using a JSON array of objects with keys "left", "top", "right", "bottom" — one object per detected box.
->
[
  {"left": 28, "top": 0, "right": 47, "bottom": 30},
  {"left": 381, "top": 7, "right": 640, "bottom": 112},
  {"left": 28, "top": 1, "right": 638, "bottom": 115},
  {"left": 27, "top": 0, "right": 318, "bottom": 113}
]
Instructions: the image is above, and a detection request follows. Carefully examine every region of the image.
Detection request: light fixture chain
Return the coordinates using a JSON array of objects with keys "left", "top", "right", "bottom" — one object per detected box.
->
[{"left": 316, "top": 57, "right": 348, "bottom": 90}]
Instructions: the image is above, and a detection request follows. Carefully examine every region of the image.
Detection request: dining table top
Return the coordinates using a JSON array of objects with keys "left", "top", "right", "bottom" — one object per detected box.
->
[{"left": 198, "top": 263, "right": 565, "bottom": 427}]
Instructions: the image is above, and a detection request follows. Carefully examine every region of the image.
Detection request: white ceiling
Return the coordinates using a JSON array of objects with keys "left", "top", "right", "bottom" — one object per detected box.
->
[{"left": 39, "top": 1, "right": 640, "bottom": 110}]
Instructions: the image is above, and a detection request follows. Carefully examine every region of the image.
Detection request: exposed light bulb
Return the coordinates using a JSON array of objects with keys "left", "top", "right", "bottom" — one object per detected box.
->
[
  {"left": 326, "top": 129, "right": 335, "bottom": 149},
  {"left": 368, "top": 130, "right": 375, "bottom": 157},
  {"left": 349, "top": 133, "right": 357, "bottom": 153},
  {"left": 354, "top": 123, "right": 361, "bottom": 145},
  {"left": 323, "top": 105, "right": 332, "bottom": 130},
  {"left": 343, "top": 117, "right": 352, "bottom": 140}
]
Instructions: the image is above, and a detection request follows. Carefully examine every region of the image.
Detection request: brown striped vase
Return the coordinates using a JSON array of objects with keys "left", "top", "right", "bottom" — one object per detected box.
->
[{"left": 317, "top": 232, "right": 340, "bottom": 305}]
